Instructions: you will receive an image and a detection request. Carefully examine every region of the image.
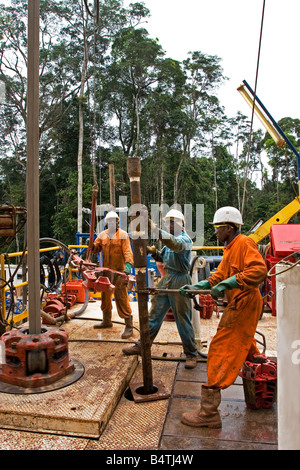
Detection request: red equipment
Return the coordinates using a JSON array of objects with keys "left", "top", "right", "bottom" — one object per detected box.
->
[
  {"left": 0, "top": 327, "right": 74, "bottom": 388},
  {"left": 265, "top": 224, "right": 300, "bottom": 315},
  {"left": 0, "top": 204, "right": 16, "bottom": 237},
  {"left": 82, "top": 267, "right": 135, "bottom": 294},
  {"left": 42, "top": 293, "right": 78, "bottom": 323},
  {"left": 61, "top": 279, "right": 87, "bottom": 303},
  {"left": 239, "top": 354, "right": 277, "bottom": 409},
  {"left": 69, "top": 251, "right": 136, "bottom": 294},
  {"left": 82, "top": 271, "right": 115, "bottom": 293},
  {"left": 198, "top": 294, "right": 215, "bottom": 319}
]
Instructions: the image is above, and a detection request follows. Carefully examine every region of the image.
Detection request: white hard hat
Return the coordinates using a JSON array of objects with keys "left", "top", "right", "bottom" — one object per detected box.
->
[
  {"left": 211, "top": 206, "right": 243, "bottom": 226},
  {"left": 163, "top": 209, "right": 185, "bottom": 223},
  {"left": 105, "top": 211, "right": 119, "bottom": 221}
]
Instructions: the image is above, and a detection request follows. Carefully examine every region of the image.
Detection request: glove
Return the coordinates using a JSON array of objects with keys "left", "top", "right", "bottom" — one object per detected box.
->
[
  {"left": 147, "top": 245, "right": 156, "bottom": 256},
  {"left": 179, "top": 280, "right": 211, "bottom": 297},
  {"left": 124, "top": 262, "right": 132, "bottom": 275},
  {"left": 210, "top": 275, "right": 239, "bottom": 300}
]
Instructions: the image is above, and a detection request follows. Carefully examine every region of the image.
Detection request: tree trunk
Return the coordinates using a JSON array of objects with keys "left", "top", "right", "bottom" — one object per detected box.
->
[
  {"left": 77, "top": 10, "right": 89, "bottom": 242},
  {"left": 174, "top": 137, "right": 189, "bottom": 203},
  {"left": 235, "top": 135, "right": 241, "bottom": 211},
  {"left": 77, "top": 100, "right": 84, "bottom": 239},
  {"left": 134, "top": 89, "right": 141, "bottom": 157},
  {"left": 211, "top": 134, "right": 218, "bottom": 210}
]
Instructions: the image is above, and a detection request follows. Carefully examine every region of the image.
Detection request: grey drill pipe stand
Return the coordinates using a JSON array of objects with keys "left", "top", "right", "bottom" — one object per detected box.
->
[{"left": 127, "top": 156, "right": 154, "bottom": 394}]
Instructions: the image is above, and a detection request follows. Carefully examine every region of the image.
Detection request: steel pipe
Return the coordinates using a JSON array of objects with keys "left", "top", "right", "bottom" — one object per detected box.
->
[
  {"left": 27, "top": 0, "right": 41, "bottom": 334},
  {"left": 127, "top": 157, "right": 154, "bottom": 394}
]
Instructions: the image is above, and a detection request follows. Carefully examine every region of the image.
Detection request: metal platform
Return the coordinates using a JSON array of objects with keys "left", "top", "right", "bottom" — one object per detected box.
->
[
  {"left": 0, "top": 340, "right": 138, "bottom": 439},
  {"left": 160, "top": 361, "right": 277, "bottom": 450},
  {"left": 0, "top": 300, "right": 277, "bottom": 450}
]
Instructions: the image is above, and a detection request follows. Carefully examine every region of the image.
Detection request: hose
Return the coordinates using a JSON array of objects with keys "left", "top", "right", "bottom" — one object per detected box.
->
[
  {"left": 68, "top": 338, "right": 207, "bottom": 362},
  {"left": 81, "top": 316, "right": 140, "bottom": 332},
  {"left": 79, "top": 316, "right": 207, "bottom": 357},
  {"left": 39, "top": 237, "right": 70, "bottom": 254},
  {"left": 267, "top": 251, "right": 300, "bottom": 277},
  {"left": 38, "top": 240, "right": 208, "bottom": 358},
  {"left": 39, "top": 238, "right": 89, "bottom": 320}
]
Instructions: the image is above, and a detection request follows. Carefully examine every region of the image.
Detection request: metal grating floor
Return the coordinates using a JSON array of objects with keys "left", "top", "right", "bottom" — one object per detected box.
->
[
  {"left": 0, "top": 340, "right": 138, "bottom": 439},
  {"left": 0, "top": 301, "right": 277, "bottom": 450}
]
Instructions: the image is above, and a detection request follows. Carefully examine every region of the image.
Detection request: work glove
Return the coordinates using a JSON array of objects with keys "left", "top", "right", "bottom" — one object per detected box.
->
[
  {"left": 210, "top": 275, "right": 239, "bottom": 300},
  {"left": 179, "top": 279, "right": 211, "bottom": 298},
  {"left": 124, "top": 262, "right": 132, "bottom": 275},
  {"left": 147, "top": 245, "right": 156, "bottom": 256}
]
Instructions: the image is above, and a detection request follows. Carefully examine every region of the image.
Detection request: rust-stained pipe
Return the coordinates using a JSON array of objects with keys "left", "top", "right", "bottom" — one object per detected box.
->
[
  {"left": 27, "top": 0, "right": 41, "bottom": 335},
  {"left": 127, "top": 157, "right": 154, "bottom": 394}
]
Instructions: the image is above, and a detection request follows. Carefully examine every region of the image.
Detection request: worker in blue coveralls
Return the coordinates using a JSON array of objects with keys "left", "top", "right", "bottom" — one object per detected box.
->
[{"left": 122, "top": 209, "right": 199, "bottom": 369}]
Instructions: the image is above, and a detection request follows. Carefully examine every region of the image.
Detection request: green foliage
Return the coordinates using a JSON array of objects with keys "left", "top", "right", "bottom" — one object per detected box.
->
[{"left": 0, "top": 0, "right": 299, "bottom": 252}]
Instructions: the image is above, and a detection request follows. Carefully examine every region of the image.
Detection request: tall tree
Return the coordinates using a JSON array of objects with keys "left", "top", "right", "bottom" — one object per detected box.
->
[
  {"left": 142, "top": 57, "right": 187, "bottom": 209},
  {"left": 104, "top": 26, "right": 163, "bottom": 158},
  {"left": 175, "top": 51, "right": 226, "bottom": 204}
]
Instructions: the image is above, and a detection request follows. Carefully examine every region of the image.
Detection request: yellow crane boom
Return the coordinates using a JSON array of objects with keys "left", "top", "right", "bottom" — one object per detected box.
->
[{"left": 248, "top": 197, "right": 300, "bottom": 244}]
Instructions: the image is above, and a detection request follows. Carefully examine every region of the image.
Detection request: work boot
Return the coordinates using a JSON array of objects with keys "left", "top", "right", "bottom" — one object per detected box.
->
[
  {"left": 185, "top": 356, "right": 197, "bottom": 369},
  {"left": 121, "top": 316, "right": 133, "bottom": 339},
  {"left": 122, "top": 341, "right": 142, "bottom": 356},
  {"left": 181, "top": 386, "right": 222, "bottom": 428},
  {"left": 93, "top": 311, "right": 113, "bottom": 329}
]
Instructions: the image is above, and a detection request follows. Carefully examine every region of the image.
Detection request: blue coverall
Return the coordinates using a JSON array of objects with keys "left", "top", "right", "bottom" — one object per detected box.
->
[{"left": 149, "top": 230, "right": 198, "bottom": 358}]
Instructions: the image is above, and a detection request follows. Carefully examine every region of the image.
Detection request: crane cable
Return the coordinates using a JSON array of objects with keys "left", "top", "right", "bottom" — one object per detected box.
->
[{"left": 241, "top": 0, "right": 266, "bottom": 218}]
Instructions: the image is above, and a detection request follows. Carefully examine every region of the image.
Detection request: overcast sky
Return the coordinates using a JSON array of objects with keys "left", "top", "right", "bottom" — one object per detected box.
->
[{"left": 126, "top": 0, "right": 300, "bottom": 130}]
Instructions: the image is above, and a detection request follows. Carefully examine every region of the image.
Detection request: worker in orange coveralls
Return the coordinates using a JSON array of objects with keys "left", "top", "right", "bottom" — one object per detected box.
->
[
  {"left": 92, "top": 211, "right": 134, "bottom": 339},
  {"left": 179, "top": 206, "right": 267, "bottom": 428}
]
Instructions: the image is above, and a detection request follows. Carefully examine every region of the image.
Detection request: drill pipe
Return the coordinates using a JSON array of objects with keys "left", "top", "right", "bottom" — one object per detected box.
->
[
  {"left": 127, "top": 157, "right": 154, "bottom": 394},
  {"left": 137, "top": 289, "right": 211, "bottom": 295}
]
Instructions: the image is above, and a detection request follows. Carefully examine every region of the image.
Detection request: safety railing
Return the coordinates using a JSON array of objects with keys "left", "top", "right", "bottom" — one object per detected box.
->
[
  {"left": 0, "top": 244, "right": 89, "bottom": 327},
  {"left": 0, "top": 243, "right": 222, "bottom": 327}
]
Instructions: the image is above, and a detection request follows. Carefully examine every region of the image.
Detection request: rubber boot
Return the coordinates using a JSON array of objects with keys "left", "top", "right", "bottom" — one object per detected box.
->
[
  {"left": 121, "top": 316, "right": 133, "bottom": 339},
  {"left": 181, "top": 386, "right": 222, "bottom": 428},
  {"left": 93, "top": 311, "right": 113, "bottom": 329},
  {"left": 122, "top": 336, "right": 154, "bottom": 355},
  {"left": 185, "top": 356, "right": 197, "bottom": 369},
  {"left": 122, "top": 340, "right": 141, "bottom": 355}
]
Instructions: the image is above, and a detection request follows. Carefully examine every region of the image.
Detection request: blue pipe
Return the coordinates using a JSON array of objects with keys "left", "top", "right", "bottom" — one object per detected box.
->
[{"left": 243, "top": 79, "right": 300, "bottom": 182}]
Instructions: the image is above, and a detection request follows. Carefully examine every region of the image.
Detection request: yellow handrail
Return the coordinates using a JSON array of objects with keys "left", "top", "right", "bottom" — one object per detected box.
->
[
  {"left": 0, "top": 244, "right": 88, "bottom": 327},
  {"left": 0, "top": 243, "right": 221, "bottom": 327}
]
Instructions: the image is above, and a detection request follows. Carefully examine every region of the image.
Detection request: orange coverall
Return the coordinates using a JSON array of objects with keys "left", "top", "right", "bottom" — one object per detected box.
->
[
  {"left": 205, "top": 233, "right": 267, "bottom": 389},
  {"left": 93, "top": 228, "right": 134, "bottom": 319}
]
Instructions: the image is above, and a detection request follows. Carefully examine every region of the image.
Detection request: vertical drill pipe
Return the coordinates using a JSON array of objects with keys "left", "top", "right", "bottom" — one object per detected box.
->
[
  {"left": 27, "top": 0, "right": 41, "bottom": 334},
  {"left": 127, "top": 157, "right": 153, "bottom": 393}
]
